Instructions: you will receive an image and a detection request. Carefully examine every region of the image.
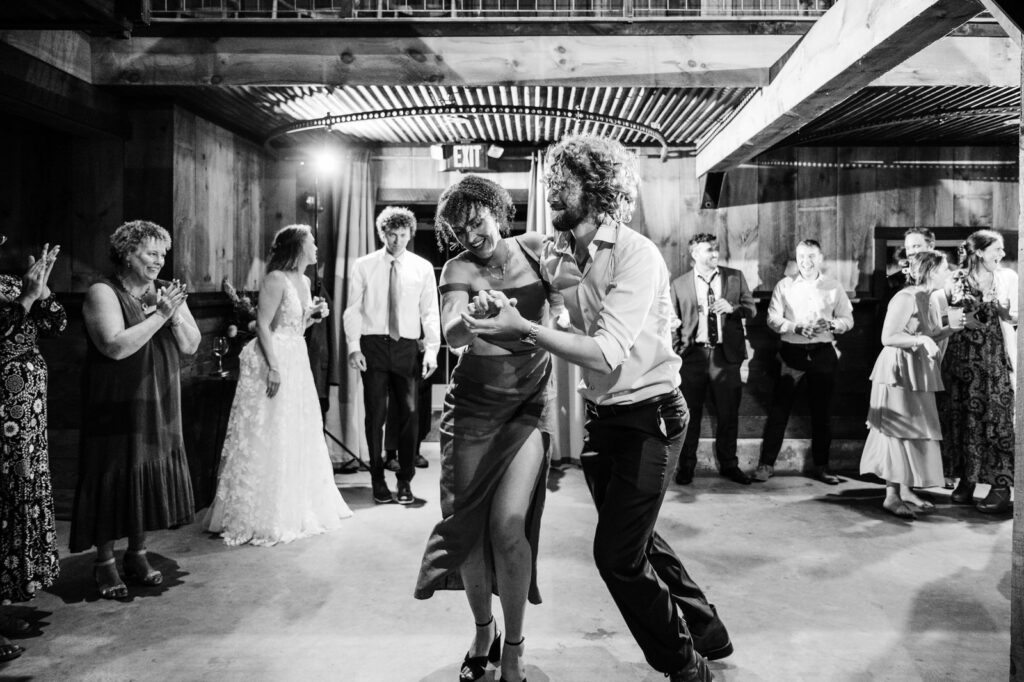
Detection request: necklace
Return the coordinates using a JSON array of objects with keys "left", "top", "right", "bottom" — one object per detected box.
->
[
  {"left": 118, "top": 277, "right": 156, "bottom": 312},
  {"left": 471, "top": 240, "right": 511, "bottom": 281}
]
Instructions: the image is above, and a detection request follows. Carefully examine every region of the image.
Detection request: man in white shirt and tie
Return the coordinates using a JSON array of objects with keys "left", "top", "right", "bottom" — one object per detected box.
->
[
  {"left": 753, "top": 239, "right": 854, "bottom": 485},
  {"left": 343, "top": 206, "right": 440, "bottom": 505}
]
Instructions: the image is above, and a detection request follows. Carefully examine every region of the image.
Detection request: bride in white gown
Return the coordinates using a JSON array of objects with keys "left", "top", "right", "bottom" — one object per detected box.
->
[{"left": 206, "top": 224, "right": 352, "bottom": 546}]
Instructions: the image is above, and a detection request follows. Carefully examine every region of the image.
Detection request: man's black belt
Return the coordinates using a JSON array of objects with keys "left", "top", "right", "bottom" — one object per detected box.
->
[{"left": 584, "top": 390, "right": 678, "bottom": 420}]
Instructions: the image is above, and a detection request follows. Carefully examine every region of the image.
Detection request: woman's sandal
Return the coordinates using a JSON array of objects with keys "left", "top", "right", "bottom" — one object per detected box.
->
[
  {"left": 123, "top": 549, "right": 163, "bottom": 586},
  {"left": 498, "top": 637, "right": 527, "bottom": 682},
  {"left": 93, "top": 557, "right": 128, "bottom": 600},
  {"left": 882, "top": 499, "right": 917, "bottom": 520},
  {"left": 0, "top": 635, "right": 23, "bottom": 663},
  {"left": 459, "top": 617, "right": 501, "bottom": 682},
  {"left": 0, "top": 614, "right": 31, "bottom": 638}
]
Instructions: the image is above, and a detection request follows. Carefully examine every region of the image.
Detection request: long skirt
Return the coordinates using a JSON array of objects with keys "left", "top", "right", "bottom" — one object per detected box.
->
[{"left": 415, "top": 349, "right": 552, "bottom": 604}]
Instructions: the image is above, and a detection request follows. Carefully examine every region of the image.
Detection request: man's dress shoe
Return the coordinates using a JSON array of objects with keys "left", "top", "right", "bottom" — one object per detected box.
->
[
  {"left": 692, "top": 604, "right": 733, "bottom": 661},
  {"left": 720, "top": 467, "right": 751, "bottom": 485}
]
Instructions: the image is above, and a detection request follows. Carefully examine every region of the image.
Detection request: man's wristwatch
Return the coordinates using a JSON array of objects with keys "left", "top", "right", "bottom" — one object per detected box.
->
[{"left": 521, "top": 323, "right": 539, "bottom": 346}]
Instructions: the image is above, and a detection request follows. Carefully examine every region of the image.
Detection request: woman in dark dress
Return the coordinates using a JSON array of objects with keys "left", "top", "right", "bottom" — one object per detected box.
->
[
  {"left": 0, "top": 238, "right": 65, "bottom": 662},
  {"left": 70, "top": 220, "right": 201, "bottom": 598},
  {"left": 415, "top": 177, "right": 554, "bottom": 682},
  {"left": 941, "top": 229, "right": 1017, "bottom": 513}
]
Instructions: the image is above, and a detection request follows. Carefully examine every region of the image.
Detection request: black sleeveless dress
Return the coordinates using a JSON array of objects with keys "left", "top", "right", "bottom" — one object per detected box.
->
[
  {"left": 70, "top": 278, "right": 195, "bottom": 552},
  {"left": 415, "top": 237, "right": 553, "bottom": 604}
]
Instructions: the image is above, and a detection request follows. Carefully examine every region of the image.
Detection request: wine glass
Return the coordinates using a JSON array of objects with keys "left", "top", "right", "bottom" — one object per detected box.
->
[{"left": 212, "top": 336, "right": 229, "bottom": 377}]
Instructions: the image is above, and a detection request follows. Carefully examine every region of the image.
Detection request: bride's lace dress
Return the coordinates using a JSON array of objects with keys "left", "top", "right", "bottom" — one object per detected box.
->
[{"left": 205, "top": 275, "right": 352, "bottom": 546}]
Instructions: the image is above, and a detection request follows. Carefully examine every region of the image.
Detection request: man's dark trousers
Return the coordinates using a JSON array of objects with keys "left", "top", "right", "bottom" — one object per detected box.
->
[
  {"left": 580, "top": 390, "right": 715, "bottom": 674},
  {"left": 759, "top": 341, "right": 838, "bottom": 467},
  {"left": 360, "top": 335, "right": 419, "bottom": 483},
  {"left": 678, "top": 345, "right": 743, "bottom": 480}
]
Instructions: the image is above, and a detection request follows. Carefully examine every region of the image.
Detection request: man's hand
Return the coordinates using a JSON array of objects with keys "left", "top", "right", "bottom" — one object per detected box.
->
[
  {"left": 710, "top": 298, "right": 734, "bottom": 315},
  {"left": 348, "top": 351, "right": 367, "bottom": 371},
  {"left": 461, "top": 293, "right": 530, "bottom": 341},
  {"left": 422, "top": 356, "right": 437, "bottom": 379}
]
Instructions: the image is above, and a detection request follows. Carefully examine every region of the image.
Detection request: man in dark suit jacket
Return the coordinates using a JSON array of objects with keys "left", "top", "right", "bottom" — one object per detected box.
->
[{"left": 671, "top": 233, "right": 757, "bottom": 485}]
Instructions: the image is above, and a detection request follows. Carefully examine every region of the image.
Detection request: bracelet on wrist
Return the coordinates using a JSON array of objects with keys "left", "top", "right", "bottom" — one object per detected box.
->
[{"left": 521, "top": 323, "right": 540, "bottom": 346}]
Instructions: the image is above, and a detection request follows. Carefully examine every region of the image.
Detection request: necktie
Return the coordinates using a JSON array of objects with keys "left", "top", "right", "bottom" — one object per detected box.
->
[
  {"left": 702, "top": 272, "right": 719, "bottom": 346},
  {"left": 388, "top": 259, "right": 400, "bottom": 341}
]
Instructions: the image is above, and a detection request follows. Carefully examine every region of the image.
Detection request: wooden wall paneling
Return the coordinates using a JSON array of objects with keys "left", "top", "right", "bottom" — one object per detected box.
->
[
  {"left": 931, "top": 146, "right": 957, "bottom": 225},
  {"left": 69, "top": 135, "right": 124, "bottom": 291},
  {"left": 236, "top": 148, "right": 264, "bottom": 289},
  {"left": 952, "top": 146, "right": 994, "bottom": 228},
  {"left": 189, "top": 114, "right": 213, "bottom": 289},
  {"left": 173, "top": 107, "right": 200, "bottom": 289},
  {"left": 259, "top": 159, "right": 299, "bottom": 284},
  {"left": 756, "top": 147, "right": 797, "bottom": 291},
  {"left": 202, "top": 117, "right": 235, "bottom": 290},
  {"left": 992, "top": 149, "right": 1021, "bottom": 232},
  {"left": 835, "top": 147, "right": 879, "bottom": 292},
  {"left": 795, "top": 146, "right": 838, "bottom": 279},
  {"left": 718, "top": 165, "right": 760, "bottom": 289},
  {"left": 635, "top": 155, "right": 686, "bottom": 276},
  {"left": 124, "top": 108, "right": 173, "bottom": 240}
]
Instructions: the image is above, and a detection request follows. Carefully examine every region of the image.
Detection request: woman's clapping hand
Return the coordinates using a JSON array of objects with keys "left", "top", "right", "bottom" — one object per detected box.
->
[
  {"left": 156, "top": 280, "right": 188, "bottom": 320},
  {"left": 22, "top": 243, "right": 60, "bottom": 303}
]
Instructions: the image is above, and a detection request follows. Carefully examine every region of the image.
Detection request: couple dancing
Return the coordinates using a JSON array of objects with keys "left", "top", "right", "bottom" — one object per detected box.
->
[{"left": 415, "top": 135, "right": 728, "bottom": 682}]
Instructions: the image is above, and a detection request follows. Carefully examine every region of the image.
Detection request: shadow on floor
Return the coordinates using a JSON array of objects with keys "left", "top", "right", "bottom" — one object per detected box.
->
[{"left": 45, "top": 552, "right": 186, "bottom": 605}]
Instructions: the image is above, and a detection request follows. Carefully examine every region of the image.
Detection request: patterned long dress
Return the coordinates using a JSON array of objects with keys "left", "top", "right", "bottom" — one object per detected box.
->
[
  {"left": 0, "top": 276, "right": 66, "bottom": 602},
  {"left": 939, "top": 276, "right": 1015, "bottom": 488}
]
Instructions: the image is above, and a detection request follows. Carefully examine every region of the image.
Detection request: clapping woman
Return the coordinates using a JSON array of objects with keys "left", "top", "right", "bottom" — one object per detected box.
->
[
  {"left": 941, "top": 230, "right": 1017, "bottom": 514},
  {"left": 860, "top": 250, "right": 962, "bottom": 519},
  {"left": 70, "top": 221, "right": 201, "bottom": 598},
  {"left": 0, "top": 238, "right": 66, "bottom": 660}
]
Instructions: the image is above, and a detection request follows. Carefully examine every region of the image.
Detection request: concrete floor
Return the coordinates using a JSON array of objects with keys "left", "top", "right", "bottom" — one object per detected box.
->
[{"left": 1, "top": 442, "right": 1011, "bottom": 682}]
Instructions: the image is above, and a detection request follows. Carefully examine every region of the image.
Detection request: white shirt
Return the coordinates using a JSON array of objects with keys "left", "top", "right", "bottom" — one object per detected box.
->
[
  {"left": 543, "top": 222, "right": 681, "bottom": 406},
  {"left": 768, "top": 272, "right": 854, "bottom": 344},
  {"left": 693, "top": 268, "right": 723, "bottom": 344},
  {"left": 342, "top": 248, "right": 441, "bottom": 362}
]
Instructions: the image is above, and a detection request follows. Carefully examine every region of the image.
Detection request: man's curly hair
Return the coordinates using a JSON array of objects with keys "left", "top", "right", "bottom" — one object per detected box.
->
[
  {"left": 109, "top": 220, "right": 171, "bottom": 268},
  {"left": 545, "top": 134, "right": 640, "bottom": 225},
  {"left": 375, "top": 206, "right": 417, "bottom": 240},
  {"left": 434, "top": 175, "right": 515, "bottom": 252}
]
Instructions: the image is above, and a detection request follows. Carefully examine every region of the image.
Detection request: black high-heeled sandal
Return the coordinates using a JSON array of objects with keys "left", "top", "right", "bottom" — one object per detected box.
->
[
  {"left": 93, "top": 557, "right": 128, "bottom": 600},
  {"left": 459, "top": 617, "right": 501, "bottom": 682},
  {"left": 0, "top": 635, "right": 23, "bottom": 663},
  {"left": 123, "top": 549, "right": 163, "bottom": 586},
  {"left": 498, "top": 637, "right": 527, "bottom": 682}
]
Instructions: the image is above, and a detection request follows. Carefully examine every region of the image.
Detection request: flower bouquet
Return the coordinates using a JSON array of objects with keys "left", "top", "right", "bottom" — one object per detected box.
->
[{"left": 222, "top": 278, "right": 259, "bottom": 343}]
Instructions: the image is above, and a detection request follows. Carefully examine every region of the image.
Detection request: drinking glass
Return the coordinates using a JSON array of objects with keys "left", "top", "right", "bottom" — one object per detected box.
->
[{"left": 212, "top": 336, "right": 229, "bottom": 376}]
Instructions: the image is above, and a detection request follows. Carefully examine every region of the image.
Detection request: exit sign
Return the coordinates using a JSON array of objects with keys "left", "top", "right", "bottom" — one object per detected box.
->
[{"left": 442, "top": 144, "right": 492, "bottom": 172}]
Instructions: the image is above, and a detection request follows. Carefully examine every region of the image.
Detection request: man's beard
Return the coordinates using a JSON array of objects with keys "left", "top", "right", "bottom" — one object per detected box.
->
[{"left": 551, "top": 203, "right": 587, "bottom": 232}]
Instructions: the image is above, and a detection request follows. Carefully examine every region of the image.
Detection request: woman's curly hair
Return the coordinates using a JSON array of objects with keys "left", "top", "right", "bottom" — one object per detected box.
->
[
  {"left": 958, "top": 229, "right": 1004, "bottom": 273},
  {"left": 109, "top": 220, "right": 172, "bottom": 268},
  {"left": 545, "top": 134, "right": 640, "bottom": 225},
  {"left": 903, "top": 249, "right": 948, "bottom": 287},
  {"left": 434, "top": 175, "right": 515, "bottom": 252}
]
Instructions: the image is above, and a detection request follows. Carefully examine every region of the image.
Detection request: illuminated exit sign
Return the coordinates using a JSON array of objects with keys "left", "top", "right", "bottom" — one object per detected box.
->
[{"left": 441, "top": 144, "right": 492, "bottom": 172}]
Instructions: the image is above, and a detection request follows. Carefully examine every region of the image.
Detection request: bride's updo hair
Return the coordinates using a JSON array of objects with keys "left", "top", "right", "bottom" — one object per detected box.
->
[
  {"left": 434, "top": 175, "right": 515, "bottom": 252},
  {"left": 905, "top": 249, "right": 948, "bottom": 287},
  {"left": 958, "top": 229, "right": 1004, "bottom": 273},
  {"left": 267, "top": 224, "right": 312, "bottom": 273}
]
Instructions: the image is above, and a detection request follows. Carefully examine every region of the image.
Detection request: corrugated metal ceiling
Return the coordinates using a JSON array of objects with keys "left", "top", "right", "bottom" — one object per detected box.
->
[{"left": 144, "top": 82, "right": 1019, "bottom": 154}]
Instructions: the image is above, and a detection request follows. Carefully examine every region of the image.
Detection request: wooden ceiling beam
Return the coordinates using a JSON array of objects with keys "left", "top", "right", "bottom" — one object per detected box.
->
[
  {"left": 978, "top": 0, "right": 1022, "bottom": 47},
  {"left": 877, "top": 35, "right": 1020, "bottom": 87},
  {"left": 84, "top": 32, "right": 1018, "bottom": 89},
  {"left": 696, "top": 0, "right": 984, "bottom": 177},
  {"left": 89, "top": 34, "right": 797, "bottom": 88}
]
